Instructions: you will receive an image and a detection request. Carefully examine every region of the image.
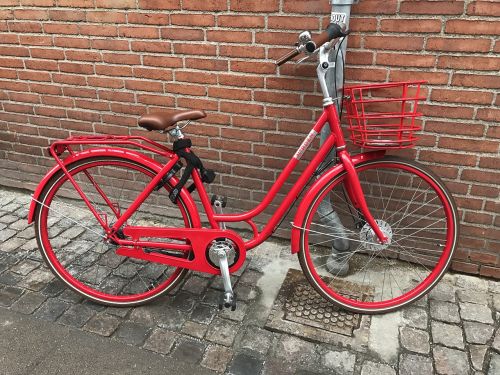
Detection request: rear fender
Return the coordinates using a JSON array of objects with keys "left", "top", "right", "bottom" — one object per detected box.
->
[
  {"left": 290, "top": 151, "right": 385, "bottom": 254},
  {"left": 27, "top": 148, "right": 201, "bottom": 227}
]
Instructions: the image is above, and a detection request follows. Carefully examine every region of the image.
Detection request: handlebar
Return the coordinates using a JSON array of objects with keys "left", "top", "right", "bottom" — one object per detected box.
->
[{"left": 276, "top": 23, "right": 349, "bottom": 66}]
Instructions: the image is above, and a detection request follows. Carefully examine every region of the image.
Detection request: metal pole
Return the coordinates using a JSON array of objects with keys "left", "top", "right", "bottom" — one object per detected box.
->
[
  {"left": 320, "top": 0, "right": 358, "bottom": 155},
  {"left": 318, "top": 1, "right": 359, "bottom": 262}
]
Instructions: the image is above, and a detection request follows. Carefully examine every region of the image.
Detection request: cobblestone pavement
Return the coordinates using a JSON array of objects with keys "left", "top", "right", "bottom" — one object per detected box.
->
[{"left": 1, "top": 187, "right": 500, "bottom": 375}]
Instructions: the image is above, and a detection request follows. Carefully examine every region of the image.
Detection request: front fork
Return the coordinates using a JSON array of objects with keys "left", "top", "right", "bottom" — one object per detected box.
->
[{"left": 338, "top": 150, "right": 388, "bottom": 243}]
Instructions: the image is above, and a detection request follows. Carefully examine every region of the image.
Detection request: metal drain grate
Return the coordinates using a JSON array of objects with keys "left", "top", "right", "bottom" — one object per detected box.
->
[
  {"left": 266, "top": 269, "right": 373, "bottom": 346},
  {"left": 284, "top": 282, "right": 360, "bottom": 336}
]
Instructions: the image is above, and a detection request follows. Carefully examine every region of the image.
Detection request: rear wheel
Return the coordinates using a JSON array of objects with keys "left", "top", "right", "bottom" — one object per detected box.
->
[
  {"left": 298, "top": 156, "right": 459, "bottom": 313},
  {"left": 34, "top": 156, "right": 195, "bottom": 307}
]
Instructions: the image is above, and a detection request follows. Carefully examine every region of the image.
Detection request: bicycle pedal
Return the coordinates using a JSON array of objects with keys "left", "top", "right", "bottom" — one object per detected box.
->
[
  {"left": 218, "top": 292, "right": 237, "bottom": 311},
  {"left": 211, "top": 194, "right": 227, "bottom": 208}
]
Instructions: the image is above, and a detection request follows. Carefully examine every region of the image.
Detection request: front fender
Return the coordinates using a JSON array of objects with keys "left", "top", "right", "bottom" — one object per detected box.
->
[
  {"left": 28, "top": 148, "right": 201, "bottom": 227},
  {"left": 290, "top": 151, "right": 385, "bottom": 254}
]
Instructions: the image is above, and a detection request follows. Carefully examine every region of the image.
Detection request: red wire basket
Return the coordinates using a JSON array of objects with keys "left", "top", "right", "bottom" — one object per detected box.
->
[{"left": 344, "top": 81, "right": 426, "bottom": 149}]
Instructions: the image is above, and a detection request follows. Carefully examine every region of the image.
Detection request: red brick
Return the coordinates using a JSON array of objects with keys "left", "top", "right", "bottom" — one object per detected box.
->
[
  {"left": 467, "top": 1, "right": 500, "bottom": 16},
  {"left": 425, "top": 121, "right": 485, "bottom": 137},
  {"left": 171, "top": 14, "right": 214, "bottom": 27},
  {"left": 183, "top": 0, "right": 227, "bottom": 11},
  {"left": 479, "top": 157, "right": 500, "bottom": 170},
  {"left": 95, "top": 0, "right": 135, "bottom": 8},
  {"left": 218, "top": 15, "right": 264, "bottom": 28},
  {"left": 143, "top": 55, "right": 183, "bottom": 68},
  {"left": 283, "top": 0, "right": 330, "bottom": 14},
  {"left": 476, "top": 108, "right": 500, "bottom": 122},
  {"left": 57, "top": 0, "right": 93, "bottom": 7},
  {"left": 8, "top": 21, "right": 42, "bottom": 33},
  {"left": 207, "top": 30, "right": 252, "bottom": 43},
  {"left": 119, "top": 26, "right": 159, "bottom": 39},
  {"left": 220, "top": 101, "right": 263, "bottom": 116},
  {"left": 173, "top": 43, "right": 216, "bottom": 56},
  {"left": 461, "top": 170, "right": 500, "bottom": 185},
  {"left": 446, "top": 20, "right": 498, "bottom": 36},
  {"left": 86, "top": 11, "right": 127, "bottom": 24},
  {"left": 80, "top": 25, "right": 118, "bottom": 37},
  {"left": 53, "top": 36, "right": 89, "bottom": 49},
  {"left": 420, "top": 104, "right": 474, "bottom": 120},
  {"left": 131, "top": 41, "right": 170, "bottom": 53},
  {"left": 380, "top": 19, "right": 442, "bottom": 33},
  {"left": 175, "top": 71, "right": 217, "bottom": 85},
  {"left": 20, "top": 0, "right": 54, "bottom": 5},
  {"left": 219, "top": 45, "right": 265, "bottom": 59},
  {"left": 138, "top": 0, "right": 180, "bottom": 10},
  {"left": 95, "top": 65, "right": 132, "bottom": 77},
  {"left": 365, "top": 36, "right": 425, "bottom": 51},
  {"left": 49, "top": 9, "right": 85, "bottom": 21},
  {"left": 352, "top": 0, "right": 398, "bottom": 14},
  {"left": 376, "top": 53, "right": 436, "bottom": 68},
  {"left": 219, "top": 73, "right": 264, "bottom": 88},
  {"left": 103, "top": 53, "right": 140, "bottom": 65},
  {"left": 427, "top": 37, "right": 491, "bottom": 53},
  {"left": 66, "top": 50, "right": 102, "bottom": 62},
  {"left": 431, "top": 89, "right": 493, "bottom": 105},
  {"left": 13, "top": 9, "right": 48, "bottom": 20},
  {"left": 452, "top": 73, "right": 500, "bottom": 90},
  {"left": 92, "top": 39, "right": 129, "bottom": 51},
  {"left": 128, "top": 13, "right": 169, "bottom": 25},
  {"left": 437, "top": 56, "right": 499, "bottom": 71},
  {"left": 162, "top": 27, "right": 204, "bottom": 41},
  {"left": 479, "top": 266, "right": 500, "bottom": 279},
  {"left": 230, "top": 0, "right": 279, "bottom": 12},
  {"left": 400, "top": 1, "right": 465, "bottom": 15}
]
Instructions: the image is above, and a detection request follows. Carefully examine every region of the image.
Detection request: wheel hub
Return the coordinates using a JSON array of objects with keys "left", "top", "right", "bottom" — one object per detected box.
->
[{"left": 359, "top": 219, "right": 392, "bottom": 251}]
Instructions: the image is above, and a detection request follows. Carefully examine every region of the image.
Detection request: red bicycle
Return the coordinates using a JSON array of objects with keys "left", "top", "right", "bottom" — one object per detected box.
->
[{"left": 28, "top": 24, "right": 459, "bottom": 314}]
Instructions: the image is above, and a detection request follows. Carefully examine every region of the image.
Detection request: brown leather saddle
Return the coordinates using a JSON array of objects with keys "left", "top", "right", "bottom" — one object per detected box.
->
[{"left": 138, "top": 110, "right": 206, "bottom": 132}]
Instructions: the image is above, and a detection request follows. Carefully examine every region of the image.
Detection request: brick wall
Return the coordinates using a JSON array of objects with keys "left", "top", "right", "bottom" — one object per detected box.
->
[{"left": 0, "top": 1, "right": 498, "bottom": 278}]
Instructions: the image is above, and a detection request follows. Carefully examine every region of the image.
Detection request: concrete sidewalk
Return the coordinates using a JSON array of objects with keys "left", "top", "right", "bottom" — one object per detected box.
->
[{"left": 1, "top": 187, "right": 500, "bottom": 374}]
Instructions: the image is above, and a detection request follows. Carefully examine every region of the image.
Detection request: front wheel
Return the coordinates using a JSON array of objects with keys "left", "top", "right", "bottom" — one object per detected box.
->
[{"left": 298, "top": 156, "right": 459, "bottom": 314}]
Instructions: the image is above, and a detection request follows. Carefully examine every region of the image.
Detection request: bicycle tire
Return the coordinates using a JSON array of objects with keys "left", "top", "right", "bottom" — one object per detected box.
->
[
  {"left": 34, "top": 155, "right": 196, "bottom": 307},
  {"left": 298, "top": 156, "right": 459, "bottom": 314}
]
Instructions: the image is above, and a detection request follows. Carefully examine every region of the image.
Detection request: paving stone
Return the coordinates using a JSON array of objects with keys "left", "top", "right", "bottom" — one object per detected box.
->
[
  {"left": 360, "top": 361, "right": 396, "bottom": 375},
  {"left": 201, "top": 344, "right": 233, "bottom": 373},
  {"left": 489, "top": 352, "right": 500, "bottom": 374},
  {"left": 171, "top": 337, "right": 206, "bottom": 364},
  {"left": 57, "top": 304, "right": 95, "bottom": 328},
  {"left": 0, "top": 222, "right": 5, "bottom": 230},
  {"left": 239, "top": 326, "right": 274, "bottom": 356},
  {"left": 17, "top": 227, "right": 35, "bottom": 240},
  {"left": 105, "top": 306, "right": 130, "bottom": 318},
  {"left": 142, "top": 328, "right": 176, "bottom": 354},
  {"left": 41, "top": 279, "right": 66, "bottom": 297},
  {"left": 0, "top": 228, "right": 16, "bottom": 242},
  {"left": 470, "top": 345, "right": 487, "bottom": 371},
  {"left": 0, "top": 271, "right": 22, "bottom": 286},
  {"left": 0, "top": 286, "right": 23, "bottom": 307},
  {"left": 202, "top": 288, "right": 222, "bottom": 306},
  {"left": 273, "top": 335, "right": 319, "bottom": 367},
  {"left": 59, "top": 289, "right": 84, "bottom": 304},
  {"left": 170, "top": 291, "right": 196, "bottom": 312},
  {"left": 402, "top": 307, "right": 428, "bottom": 330},
  {"left": 20, "top": 238, "right": 39, "bottom": 252},
  {"left": 235, "top": 283, "right": 258, "bottom": 301},
  {"left": 492, "top": 329, "right": 500, "bottom": 352},
  {"left": 399, "top": 354, "right": 433, "bottom": 375},
  {"left": 181, "top": 320, "right": 208, "bottom": 339},
  {"left": 239, "top": 269, "right": 262, "bottom": 285},
  {"left": 10, "top": 291, "right": 47, "bottom": 314},
  {"left": 493, "top": 294, "right": 500, "bottom": 312},
  {"left": 0, "top": 215, "right": 18, "bottom": 225},
  {"left": 1, "top": 237, "right": 28, "bottom": 253},
  {"left": 114, "top": 321, "right": 152, "bottom": 346},
  {"left": 205, "top": 317, "right": 239, "bottom": 347},
  {"left": 400, "top": 327, "right": 430, "bottom": 354},
  {"left": 190, "top": 303, "right": 218, "bottom": 324},
  {"left": 33, "top": 298, "right": 70, "bottom": 321},
  {"left": 457, "top": 289, "right": 490, "bottom": 305},
  {"left": 431, "top": 321, "right": 464, "bottom": 349},
  {"left": 9, "top": 218, "right": 29, "bottom": 231},
  {"left": 488, "top": 281, "right": 500, "bottom": 294},
  {"left": 460, "top": 302, "right": 494, "bottom": 324},
  {"left": 10, "top": 259, "right": 40, "bottom": 276},
  {"left": 219, "top": 301, "right": 248, "bottom": 322},
  {"left": 0, "top": 263, "right": 7, "bottom": 274},
  {"left": 227, "top": 352, "right": 264, "bottom": 375},
  {"left": 433, "top": 346, "right": 469, "bottom": 375},
  {"left": 463, "top": 321, "right": 495, "bottom": 345},
  {"left": 210, "top": 275, "right": 238, "bottom": 291},
  {"left": 456, "top": 274, "right": 488, "bottom": 292},
  {"left": 17, "top": 268, "right": 54, "bottom": 291},
  {"left": 322, "top": 350, "right": 356, "bottom": 374},
  {"left": 430, "top": 300, "right": 461, "bottom": 323},
  {"left": 84, "top": 313, "right": 121, "bottom": 336},
  {"left": 182, "top": 275, "right": 210, "bottom": 295},
  {"left": 157, "top": 307, "right": 186, "bottom": 331}
]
